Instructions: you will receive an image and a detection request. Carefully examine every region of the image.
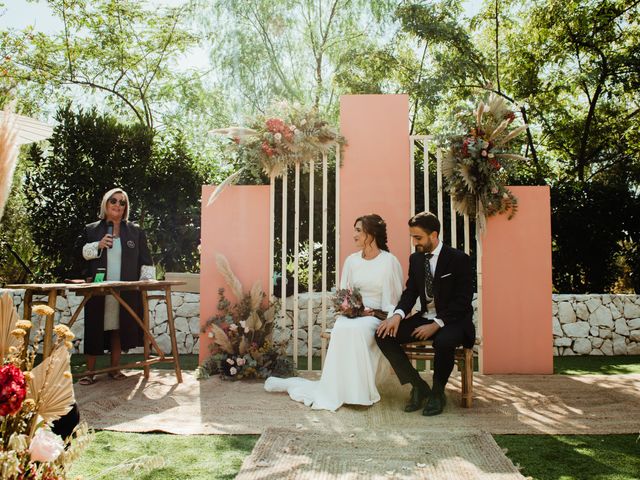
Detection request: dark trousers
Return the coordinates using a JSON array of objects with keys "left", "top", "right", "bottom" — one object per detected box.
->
[{"left": 375, "top": 315, "right": 468, "bottom": 393}]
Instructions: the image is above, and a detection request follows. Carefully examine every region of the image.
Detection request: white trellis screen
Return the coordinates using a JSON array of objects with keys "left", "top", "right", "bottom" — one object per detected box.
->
[
  {"left": 269, "top": 139, "right": 478, "bottom": 371},
  {"left": 269, "top": 149, "right": 338, "bottom": 370}
]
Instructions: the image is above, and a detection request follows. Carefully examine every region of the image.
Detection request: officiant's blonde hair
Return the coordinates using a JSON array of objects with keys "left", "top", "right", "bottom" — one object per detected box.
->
[{"left": 98, "top": 187, "right": 130, "bottom": 221}]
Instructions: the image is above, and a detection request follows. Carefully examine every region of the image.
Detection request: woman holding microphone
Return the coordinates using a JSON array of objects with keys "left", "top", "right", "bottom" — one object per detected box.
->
[{"left": 78, "top": 188, "right": 154, "bottom": 385}]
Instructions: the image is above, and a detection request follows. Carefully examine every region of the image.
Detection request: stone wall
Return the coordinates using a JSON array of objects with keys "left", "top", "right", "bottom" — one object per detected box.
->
[
  {"left": 3, "top": 289, "right": 639, "bottom": 356},
  {"left": 552, "top": 294, "right": 640, "bottom": 356},
  {"left": 0, "top": 289, "right": 201, "bottom": 355}
]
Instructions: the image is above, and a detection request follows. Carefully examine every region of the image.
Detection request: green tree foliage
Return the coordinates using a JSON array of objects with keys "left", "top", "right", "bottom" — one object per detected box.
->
[
  {"left": 23, "top": 105, "right": 203, "bottom": 281},
  {"left": 373, "top": 0, "right": 640, "bottom": 293},
  {"left": 192, "top": 0, "right": 398, "bottom": 119},
  {"left": 2, "top": 0, "right": 198, "bottom": 127}
]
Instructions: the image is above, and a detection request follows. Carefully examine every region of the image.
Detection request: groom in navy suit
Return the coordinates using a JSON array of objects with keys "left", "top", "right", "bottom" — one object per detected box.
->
[{"left": 376, "top": 211, "right": 475, "bottom": 416}]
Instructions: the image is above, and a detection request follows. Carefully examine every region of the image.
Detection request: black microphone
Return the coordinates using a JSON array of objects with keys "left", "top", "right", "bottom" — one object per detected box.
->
[{"left": 106, "top": 221, "right": 114, "bottom": 249}]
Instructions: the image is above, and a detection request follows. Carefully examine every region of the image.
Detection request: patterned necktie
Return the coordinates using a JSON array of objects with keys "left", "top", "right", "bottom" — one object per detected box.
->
[{"left": 424, "top": 252, "right": 434, "bottom": 301}]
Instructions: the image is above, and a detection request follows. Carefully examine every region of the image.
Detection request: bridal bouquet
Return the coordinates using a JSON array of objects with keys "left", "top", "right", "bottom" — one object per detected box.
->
[
  {"left": 333, "top": 288, "right": 365, "bottom": 318},
  {"left": 0, "top": 293, "right": 91, "bottom": 480},
  {"left": 333, "top": 288, "right": 388, "bottom": 320}
]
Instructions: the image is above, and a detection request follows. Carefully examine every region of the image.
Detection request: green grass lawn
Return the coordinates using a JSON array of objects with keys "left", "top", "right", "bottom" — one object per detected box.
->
[
  {"left": 493, "top": 434, "right": 640, "bottom": 480},
  {"left": 68, "top": 432, "right": 258, "bottom": 480},
  {"left": 68, "top": 354, "right": 640, "bottom": 479}
]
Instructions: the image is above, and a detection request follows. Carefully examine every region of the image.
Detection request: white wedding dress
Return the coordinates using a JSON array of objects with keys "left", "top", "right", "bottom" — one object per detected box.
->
[{"left": 264, "top": 250, "right": 403, "bottom": 411}]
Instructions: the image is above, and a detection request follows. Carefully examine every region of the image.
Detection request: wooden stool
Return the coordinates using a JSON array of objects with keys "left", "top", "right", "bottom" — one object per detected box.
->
[{"left": 403, "top": 339, "right": 479, "bottom": 408}]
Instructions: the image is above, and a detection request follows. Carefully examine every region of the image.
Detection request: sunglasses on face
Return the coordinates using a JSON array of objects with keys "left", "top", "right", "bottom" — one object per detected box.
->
[{"left": 108, "top": 198, "right": 127, "bottom": 207}]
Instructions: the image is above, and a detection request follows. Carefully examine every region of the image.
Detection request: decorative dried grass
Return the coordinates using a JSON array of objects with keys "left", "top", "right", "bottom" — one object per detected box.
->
[
  {"left": 494, "top": 125, "right": 528, "bottom": 147},
  {"left": 0, "top": 292, "right": 21, "bottom": 362},
  {"left": 208, "top": 323, "right": 233, "bottom": 354},
  {"left": 215, "top": 253, "right": 244, "bottom": 301},
  {"left": 0, "top": 104, "right": 19, "bottom": 221},
  {"left": 249, "top": 281, "right": 263, "bottom": 311},
  {"left": 206, "top": 169, "right": 243, "bottom": 206},
  {"left": 245, "top": 311, "right": 262, "bottom": 332},
  {"left": 27, "top": 346, "right": 75, "bottom": 423},
  {"left": 495, "top": 153, "right": 529, "bottom": 162}
]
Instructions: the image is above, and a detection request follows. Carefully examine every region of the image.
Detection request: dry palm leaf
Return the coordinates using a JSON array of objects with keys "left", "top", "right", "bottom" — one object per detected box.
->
[
  {"left": 249, "top": 281, "right": 263, "bottom": 311},
  {"left": 245, "top": 311, "right": 262, "bottom": 332},
  {"left": 208, "top": 323, "right": 233, "bottom": 353},
  {"left": 0, "top": 105, "right": 19, "bottom": 221},
  {"left": 0, "top": 292, "right": 21, "bottom": 361},
  {"left": 27, "top": 346, "right": 74, "bottom": 423},
  {"left": 215, "top": 253, "right": 244, "bottom": 301}
]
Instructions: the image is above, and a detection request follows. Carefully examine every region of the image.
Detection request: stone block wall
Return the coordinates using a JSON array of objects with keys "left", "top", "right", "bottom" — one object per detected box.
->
[
  {"left": 0, "top": 289, "right": 201, "bottom": 355},
  {"left": 552, "top": 294, "right": 640, "bottom": 355},
  {"left": 3, "top": 289, "right": 639, "bottom": 356}
]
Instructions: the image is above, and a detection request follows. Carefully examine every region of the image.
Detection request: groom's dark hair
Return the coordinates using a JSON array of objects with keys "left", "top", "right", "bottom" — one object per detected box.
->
[{"left": 409, "top": 211, "right": 440, "bottom": 235}]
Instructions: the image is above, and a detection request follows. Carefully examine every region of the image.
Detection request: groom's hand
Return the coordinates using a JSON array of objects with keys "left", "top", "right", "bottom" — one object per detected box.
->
[
  {"left": 376, "top": 314, "right": 401, "bottom": 338},
  {"left": 412, "top": 322, "right": 440, "bottom": 341}
]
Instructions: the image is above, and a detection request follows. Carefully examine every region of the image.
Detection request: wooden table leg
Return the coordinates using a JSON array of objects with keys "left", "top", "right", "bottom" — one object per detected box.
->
[
  {"left": 164, "top": 287, "right": 182, "bottom": 383},
  {"left": 43, "top": 290, "right": 57, "bottom": 358},
  {"left": 142, "top": 290, "right": 150, "bottom": 379}
]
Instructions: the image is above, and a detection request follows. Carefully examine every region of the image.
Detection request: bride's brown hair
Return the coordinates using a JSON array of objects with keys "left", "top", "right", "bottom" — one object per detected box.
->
[{"left": 354, "top": 214, "right": 389, "bottom": 251}]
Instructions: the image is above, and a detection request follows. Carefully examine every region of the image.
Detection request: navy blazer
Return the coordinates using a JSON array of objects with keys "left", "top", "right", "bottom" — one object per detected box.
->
[{"left": 396, "top": 243, "right": 474, "bottom": 329}]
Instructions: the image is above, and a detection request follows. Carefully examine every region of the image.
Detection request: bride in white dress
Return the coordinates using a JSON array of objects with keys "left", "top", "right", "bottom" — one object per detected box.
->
[{"left": 265, "top": 214, "right": 403, "bottom": 411}]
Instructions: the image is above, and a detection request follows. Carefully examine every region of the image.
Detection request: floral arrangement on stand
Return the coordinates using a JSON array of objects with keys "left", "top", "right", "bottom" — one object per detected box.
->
[
  {"left": 0, "top": 293, "right": 91, "bottom": 480},
  {"left": 208, "top": 102, "right": 346, "bottom": 205},
  {"left": 442, "top": 93, "right": 528, "bottom": 232},
  {"left": 196, "top": 254, "right": 294, "bottom": 380}
]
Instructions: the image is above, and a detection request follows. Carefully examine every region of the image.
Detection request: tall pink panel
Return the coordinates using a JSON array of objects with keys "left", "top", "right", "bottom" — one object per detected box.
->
[
  {"left": 481, "top": 186, "right": 553, "bottom": 373},
  {"left": 199, "top": 185, "right": 270, "bottom": 363},
  {"left": 339, "top": 95, "right": 411, "bottom": 277}
]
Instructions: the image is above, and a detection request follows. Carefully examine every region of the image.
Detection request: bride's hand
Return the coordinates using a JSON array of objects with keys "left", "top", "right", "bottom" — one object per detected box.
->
[{"left": 376, "top": 314, "right": 401, "bottom": 338}]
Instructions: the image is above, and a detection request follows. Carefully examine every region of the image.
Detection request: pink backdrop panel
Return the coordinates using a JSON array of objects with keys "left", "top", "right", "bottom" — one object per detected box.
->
[
  {"left": 199, "top": 185, "right": 271, "bottom": 363},
  {"left": 481, "top": 186, "right": 553, "bottom": 374},
  {"left": 339, "top": 94, "right": 411, "bottom": 277}
]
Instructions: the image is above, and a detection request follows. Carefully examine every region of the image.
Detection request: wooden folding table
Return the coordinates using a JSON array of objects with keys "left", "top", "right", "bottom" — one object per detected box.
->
[{"left": 5, "top": 280, "right": 185, "bottom": 382}]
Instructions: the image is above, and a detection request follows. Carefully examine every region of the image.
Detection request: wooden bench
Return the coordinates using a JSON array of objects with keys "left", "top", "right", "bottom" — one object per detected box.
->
[
  {"left": 403, "top": 340, "right": 479, "bottom": 408},
  {"left": 320, "top": 331, "right": 479, "bottom": 408}
]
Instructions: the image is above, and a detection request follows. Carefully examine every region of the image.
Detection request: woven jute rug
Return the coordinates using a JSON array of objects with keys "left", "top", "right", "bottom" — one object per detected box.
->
[
  {"left": 74, "top": 370, "right": 640, "bottom": 435},
  {"left": 235, "top": 428, "right": 525, "bottom": 480}
]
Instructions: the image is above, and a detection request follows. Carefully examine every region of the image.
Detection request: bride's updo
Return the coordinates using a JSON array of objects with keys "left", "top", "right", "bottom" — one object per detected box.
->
[{"left": 355, "top": 214, "right": 389, "bottom": 251}]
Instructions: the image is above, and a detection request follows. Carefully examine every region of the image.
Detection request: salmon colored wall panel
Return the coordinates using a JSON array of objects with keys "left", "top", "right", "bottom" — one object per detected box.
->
[
  {"left": 199, "top": 185, "right": 270, "bottom": 362},
  {"left": 339, "top": 95, "right": 412, "bottom": 277},
  {"left": 481, "top": 186, "right": 553, "bottom": 374}
]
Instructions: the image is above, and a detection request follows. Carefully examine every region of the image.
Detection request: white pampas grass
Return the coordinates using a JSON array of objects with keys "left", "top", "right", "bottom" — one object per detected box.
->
[
  {"left": 249, "top": 281, "right": 263, "bottom": 311},
  {"left": 206, "top": 169, "right": 243, "bottom": 206},
  {"left": 215, "top": 253, "right": 244, "bottom": 301},
  {"left": 0, "top": 104, "right": 19, "bottom": 221},
  {"left": 494, "top": 125, "right": 528, "bottom": 147},
  {"left": 209, "top": 126, "right": 257, "bottom": 137}
]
